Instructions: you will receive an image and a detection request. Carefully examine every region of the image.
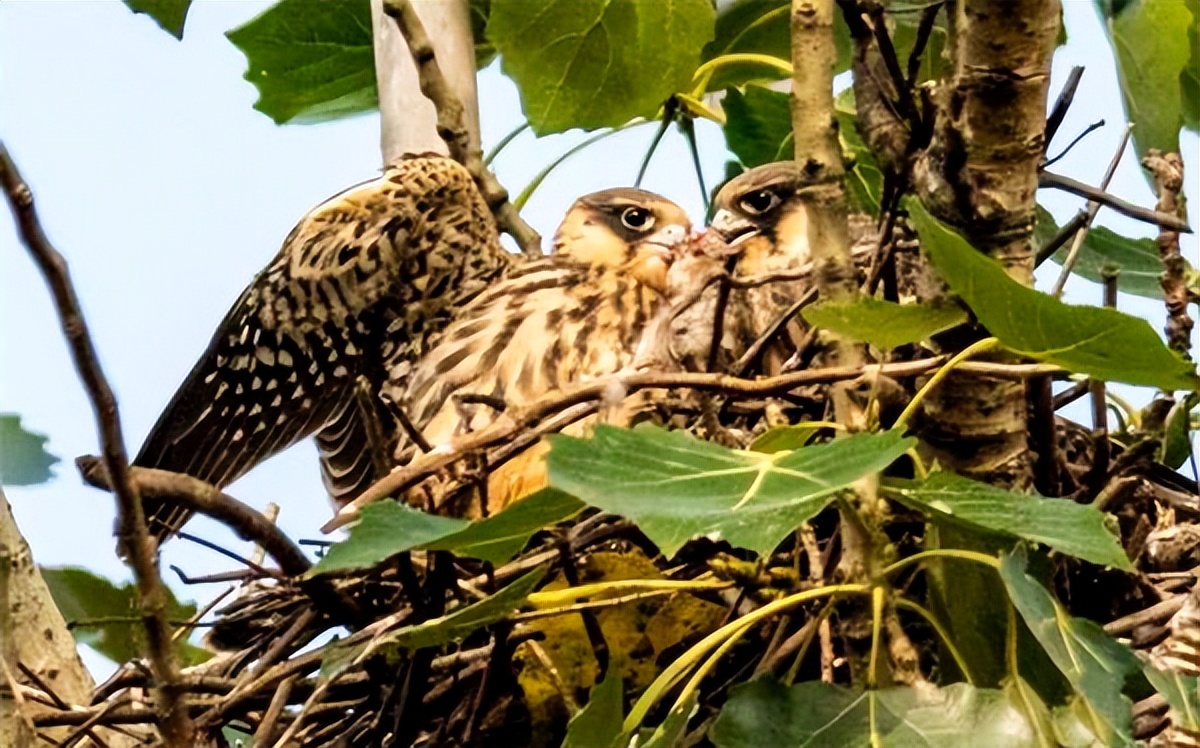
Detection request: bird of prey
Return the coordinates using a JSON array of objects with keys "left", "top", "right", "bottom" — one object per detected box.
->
[
  {"left": 705, "top": 161, "right": 817, "bottom": 373},
  {"left": 134, "top": 155, "right": 511, "bottom": 544},
  {"left": 385, "top": 188, "right": 692, "bottom": 517}
]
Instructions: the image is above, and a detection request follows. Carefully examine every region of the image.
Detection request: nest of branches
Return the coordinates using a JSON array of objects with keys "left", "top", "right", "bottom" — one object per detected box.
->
[{"left": 50, "top": 229, "right": 1197, "bottom": 746}]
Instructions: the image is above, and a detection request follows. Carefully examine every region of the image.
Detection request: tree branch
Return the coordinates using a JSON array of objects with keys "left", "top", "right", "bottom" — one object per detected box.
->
[
  {"left": 0, "top": 142, "right": 194, "bottom": 746},
  {"left": 75, "top": 459, "right": 311, "bottom": 577},
  {"left": 1039, "top": 170, "right": 1192, "bottom": 234},
  {"left": 1142, "top": 150, "right": 1193, "bottom": 356},
  {"left": 325, "top": 356, "right": 1061, "bottom": 529},
  {"left": 382, "top": 0, "right": 542, "bottom": 257}
]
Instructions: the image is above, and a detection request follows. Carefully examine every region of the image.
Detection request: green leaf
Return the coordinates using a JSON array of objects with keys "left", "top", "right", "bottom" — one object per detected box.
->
[
  {"left": 748, "top": 423, "right": 826, "bottom": 453},
  {"left": 803, "top": 298, "right": 968, "bottom": 350},
  {"left": 470, "top": 0, "right": 497, "bottom": 69},
  {"left": 487, "top": 0, "right": 715, "bottom": 135},
  {"left": 1160, "top": 393, "right": 1198, "bottom": 469},
  {"left": 1034, "top": 206, "right": 1185, "bottom": 300},
  {"left": 700, "top": 0, "right": 850, "bottom": 90},
  {"left": 1101, "top": 0, "right": 1193, "bottom": 157},
  {"left": 548, "top": 425, "right": 913, "bottom": 557},
  {"left": 711, "top": 678, "right": 1043, "bottom": 748},
  {"left": 1142, "top": 664, "right": 1199, "bottom": 733},
  {"left": 999, "top": 549, "right": 1140, "bottom": 747},
  {"left": 40, "top": 567, "right": 208, "bottom": 666},
  {"left": 0, "top": 414, "right": 59, "bottom": 486},
  {"left": 427, "top": 488, "right": 584, "bottom": 565},
  {"left": 226, "top": 0, "right": 377, "bottom": 125},
  {"left": 563, "top": 674, "right": 625, "bottom": 748},
  {"left": 1183, "top": 0, "right": 1200, "bottom": 130},
  {"left": 639, "top": 692, "right": 696, "bottom": 748},
  {"left": 313, "top": 491, "right": 584, "bottom": 575},
  {"left": 722, "top": 86, "right": 793, "bottom": 167},
  {"left": 383, "top": 567, "right": 546, "bottom": 650},
  {"left": 835, "top": 89, "right": 884, "bottom": 215},
  {"left": 311, "top": 502, "right": 470, "bottom": 576},
  {"left": 123, "top": 0, "right": 191, "bottom": 39},
  {"left": 885, "top": 473, "right": 1130, "bottom": 569},
  {"left": 908, "top": 199, "right": 1199, "bottom": 391}
]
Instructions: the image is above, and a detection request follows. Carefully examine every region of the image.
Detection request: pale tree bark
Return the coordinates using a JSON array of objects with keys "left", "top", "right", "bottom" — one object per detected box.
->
[
  {"left": 0, "top": 489, "right": 145, "bottom": 747},
  {"left": 371, "top": 0, "right": 479, "bottom": 161},
  {"left": 913, "top": 0, "right": 1061, "bottom": 487}
]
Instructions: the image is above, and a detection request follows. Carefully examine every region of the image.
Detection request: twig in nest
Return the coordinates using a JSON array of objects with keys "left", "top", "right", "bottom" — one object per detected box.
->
[
  {"left": 1039, "top": 170, "right": 1192, "bottom": 233},
  {"left": 327, "top": 355, "right": 1062, "bottom": 529},
  {"left": 77, "top": 458, "right": 310, "bottom": 576},
  {"left": 0, "top": 141, "right": 194, "bottom": 746},
  {"left": 382, "top": 0, "right": 542, "bottom": 256}
]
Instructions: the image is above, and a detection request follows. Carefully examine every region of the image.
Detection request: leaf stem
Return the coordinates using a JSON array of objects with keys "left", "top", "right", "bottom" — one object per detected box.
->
[
  {"left": 881, "top": 548, "right": 1001, "bottom": 577},
  {"left": 623, "top": 582, "right": 871, "bottom": 734},
  {"left": 690, "top": 52, "right": 792, "bottom": 95},
  {"left": 525, "top": 578, "right": 726, "bottom": 608},
  {"left": 893, "top": 337, "right": 1001, "bottom": 430},
  {"left": 483, "top": 121, "right": 529, "bottom": 167},
  {"left": 513, "top": 119, "right": 652, "bottom": 210},
  {"left": 893, "top": 598, "right": 974, "bottom": 684}
]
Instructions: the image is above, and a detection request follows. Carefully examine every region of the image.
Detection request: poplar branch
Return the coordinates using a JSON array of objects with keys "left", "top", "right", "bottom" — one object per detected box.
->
[
  {"left": 1142, "top": 150, "right": 1193, "bottom": 356},
  {"left": 0, "top": 142, "right": 194, "bottom": 746},
  {"left": 382, "top": 0, "right": 542, "bottom": 257}
]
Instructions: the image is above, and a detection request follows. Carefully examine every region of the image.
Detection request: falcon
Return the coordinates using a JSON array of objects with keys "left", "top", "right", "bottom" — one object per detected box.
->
[
  {"left": 385, "top": 188, "right": 692, "bottom": 517},
  {"left": 705, "top": 161, "right": 817, "bottom": 373},
  {"left": 134, "top": 155, "right": 511, "bottom": 544}
]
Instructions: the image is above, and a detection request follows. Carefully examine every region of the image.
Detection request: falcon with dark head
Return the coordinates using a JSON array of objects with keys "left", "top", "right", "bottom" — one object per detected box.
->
[
  {"left": 387, "top": 188, "right": 693, "bottom": 516},
  {"left": 134, "top": 155, "right": 511, "bottom": 544}
]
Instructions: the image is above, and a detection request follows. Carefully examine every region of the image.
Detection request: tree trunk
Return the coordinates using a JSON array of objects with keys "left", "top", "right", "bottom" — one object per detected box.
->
[
  {"left": 0, "top": 489, "right": 146, "bottom": 747},
  {"left": 371, "top": 0, "right": 480, "bottom": 161}
]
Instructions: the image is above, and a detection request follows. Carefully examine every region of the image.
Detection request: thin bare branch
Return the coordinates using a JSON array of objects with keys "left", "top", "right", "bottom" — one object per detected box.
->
[
  {"left": 0, "top": 142, "right": 193, "bottom": 746},
  {"left": 1040, "top": 170, "right": 1192, "bottom": 233}
]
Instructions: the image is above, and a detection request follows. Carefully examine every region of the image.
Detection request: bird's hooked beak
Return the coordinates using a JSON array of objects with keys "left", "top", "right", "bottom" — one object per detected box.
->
[
  {"left": 709, "top": 208, "right": 758, "bottom": 247},
  {"left": 639, "top": 222, "right": 690, "bottom": 253},
  {"left": 632, "top": 221, "right": 689, "bottom": 293}
]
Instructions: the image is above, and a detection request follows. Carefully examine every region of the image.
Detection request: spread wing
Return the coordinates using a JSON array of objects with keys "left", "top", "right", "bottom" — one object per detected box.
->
[{"left": 134, "top": 156, "right": 506, "bottom": 542}]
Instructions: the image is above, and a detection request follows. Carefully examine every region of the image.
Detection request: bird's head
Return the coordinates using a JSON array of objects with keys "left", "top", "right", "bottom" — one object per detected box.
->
[
  {"left": 709, "top": 162, "right": 808, "bottom": 254},
  {"left": 553, "top": 188, "right": 692, "bottom": 292}
]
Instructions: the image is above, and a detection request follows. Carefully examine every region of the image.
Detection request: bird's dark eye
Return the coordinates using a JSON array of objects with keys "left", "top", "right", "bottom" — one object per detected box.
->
[
  {"left": 739, "top": 189, "right": 780, "bottom": 216},
  {"left": 620, "top": 206, "right": 655, "bottom": 231}
]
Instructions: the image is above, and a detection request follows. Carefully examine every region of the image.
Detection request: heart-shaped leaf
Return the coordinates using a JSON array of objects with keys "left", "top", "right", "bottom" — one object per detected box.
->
[
  {"left": 548, "top": 425, "right": 912, "bottom": 557},
  {"left": 227, "top": 0, "right": 377, "bottom": 125},
  {"left": 487, "top": 0, "right": 714, "bottom": 135}
]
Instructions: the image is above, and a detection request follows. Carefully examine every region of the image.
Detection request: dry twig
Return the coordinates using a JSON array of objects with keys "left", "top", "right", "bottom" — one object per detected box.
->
[{"left": 0, "top": 142, "right": 194, "bottom": 745}]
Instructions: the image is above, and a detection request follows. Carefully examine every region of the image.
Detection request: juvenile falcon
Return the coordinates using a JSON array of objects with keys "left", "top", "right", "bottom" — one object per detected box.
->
[
  {"left": 387, "top": 188, "right": 692, "bottom": 516},
  {"left": 704, "top": 161, "right": 817, "bottom": 373},
  {"left": 134, "top": 155, "right": 511, "bottom": 544}
]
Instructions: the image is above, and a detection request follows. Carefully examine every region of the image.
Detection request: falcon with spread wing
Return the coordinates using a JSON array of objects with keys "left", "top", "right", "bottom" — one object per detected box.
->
[{"left": 134, "top": 155, "right": 511, "bottom": 544}]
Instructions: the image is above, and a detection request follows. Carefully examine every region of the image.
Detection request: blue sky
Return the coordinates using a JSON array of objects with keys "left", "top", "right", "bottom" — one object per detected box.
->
[{"left": 1, "top": 1, "right": 1195, "bottom": 675}]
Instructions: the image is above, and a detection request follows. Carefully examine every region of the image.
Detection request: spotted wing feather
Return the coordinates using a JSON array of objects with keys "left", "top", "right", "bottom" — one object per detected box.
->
[{"left": 135, "top": 156, "right": 507, "bottom": 542}]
